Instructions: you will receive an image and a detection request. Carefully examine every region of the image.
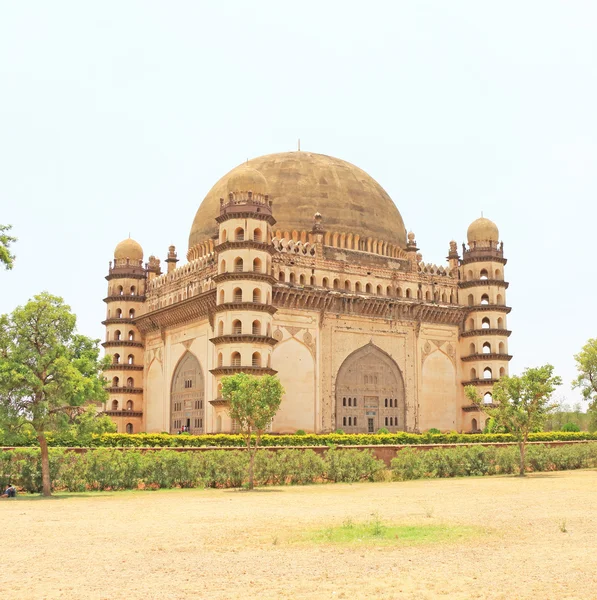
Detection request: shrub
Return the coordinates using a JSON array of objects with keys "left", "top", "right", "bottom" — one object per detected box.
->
[
  {"left": 295, "top": 430, "right": 306, "bottom": 436},
  {"left": 561, "top": 422, "right": 580, "bottom": 432},
  {"left": 4, "top": 430, "right": 597, "bottom": 450},
  {"left": 324, "top": 449, "right": 385, "bottom": 483},
  {"left": 391, "top": 443, "right": 597, "bottom": 480},
  {"left": 376, "top": 428, "right": 389, "bottom": 434},
  {"left": 426, "top": 428, "right": 441, "bottom": 435}
]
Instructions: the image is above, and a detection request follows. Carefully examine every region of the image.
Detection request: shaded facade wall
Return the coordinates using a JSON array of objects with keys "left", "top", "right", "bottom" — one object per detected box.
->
[{"left": 142, "top": 311, "right": 469, "bottom": 434}]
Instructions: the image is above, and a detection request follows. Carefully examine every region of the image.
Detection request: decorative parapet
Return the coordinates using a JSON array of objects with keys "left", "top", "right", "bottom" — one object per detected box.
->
[
  {"left": 418, "top": 262, "right": 454, "bottom": 277},
  {"left": 147, "top": 254, "right": 215, "bottom": 293}
]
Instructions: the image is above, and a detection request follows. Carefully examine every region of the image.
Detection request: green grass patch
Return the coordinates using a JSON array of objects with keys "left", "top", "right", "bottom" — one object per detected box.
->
[{"left": 304, "top": 515, "right": 482, "bottom": 546}]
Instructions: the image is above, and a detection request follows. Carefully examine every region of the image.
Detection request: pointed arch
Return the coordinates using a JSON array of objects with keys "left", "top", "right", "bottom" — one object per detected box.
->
[
  {"left": 170, "top": 352, "right": 205, "bottom": 434},
  {"left": 335, "top": 343, "right": 405, "bottom": 433}
]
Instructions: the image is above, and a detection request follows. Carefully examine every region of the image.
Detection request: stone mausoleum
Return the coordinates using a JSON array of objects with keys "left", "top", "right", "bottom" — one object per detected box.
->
[{"left": 101, "top": 151, "right": 511, "bottom": 435}]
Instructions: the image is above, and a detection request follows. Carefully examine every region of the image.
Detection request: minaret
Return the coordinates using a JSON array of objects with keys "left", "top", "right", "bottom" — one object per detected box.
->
[
  {"left": 459, "top": 217, "right": 511, "bottom": 432},
  {"left": 102, "top": 238, "right": 146, "bottom": 434},
  {"left": 209, "top": 167, "right": 278, "bottom": 433}
]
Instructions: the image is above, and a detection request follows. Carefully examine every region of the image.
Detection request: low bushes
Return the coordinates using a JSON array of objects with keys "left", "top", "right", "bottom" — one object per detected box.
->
[
  {"left": 390, "top": 443, "right": 597, "bottom": 480},
  {"left": 0, "top": 448, "right": 386, "bottom": 493},
  {"left": 3, "top": 443, "right": 596, "bottom": 493},
  {"left": 3, "top": 430, "right": 597, "bottom": 448}
]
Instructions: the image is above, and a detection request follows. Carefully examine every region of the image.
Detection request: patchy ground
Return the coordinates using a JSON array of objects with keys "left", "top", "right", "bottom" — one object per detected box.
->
[{"left": 3, "top": 470, "right": 597, "bottom": 599}]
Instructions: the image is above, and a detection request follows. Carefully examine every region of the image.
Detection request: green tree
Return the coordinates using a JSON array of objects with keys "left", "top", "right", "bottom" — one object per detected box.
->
[
  {"left": 465, "top": 365, "right": 561, "bottom": 476},
  {"left": 0, "top": 292, "right": 109, "bottom": 495},
  {"left": 221, "top": 373, "right": 284, "bottom": 490},
  {"left": 573, "top": 338, "right": 597, "bottom": 431},
  {"left": 0, "top": 224, "right": 17, "bottom": 270}
]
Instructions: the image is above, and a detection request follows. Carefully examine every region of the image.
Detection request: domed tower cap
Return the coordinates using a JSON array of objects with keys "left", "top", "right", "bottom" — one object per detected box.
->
[
  {"left": 114, "top": 238, "right": 143, "bottom": 261},
  {"left": 467, "top": 217, "right": 499, "bottom": 244},
  {"left": 226, "top": 167, "right": 268, "bottom": 196}
]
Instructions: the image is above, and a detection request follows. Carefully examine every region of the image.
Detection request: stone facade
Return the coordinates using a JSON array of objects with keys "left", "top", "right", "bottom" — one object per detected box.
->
[{"left": 101, "top": 152, "right": 511, "bottom": 434}]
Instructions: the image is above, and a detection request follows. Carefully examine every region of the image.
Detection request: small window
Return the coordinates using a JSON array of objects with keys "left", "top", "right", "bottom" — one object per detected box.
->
[
  {"left": 353, "top": 398, "right": 357, "bottom": 407},
  {"left": 353, "top": 417, "right": 357, "bottom": 427},
  {"left": 253, "top": 258, "right": 262, "bottom": 273},
  {"left": 343, "top": 397, "right": 346, "bottom": 407},
  {"left": 112, "top": 400, "right": 118, "bottom": 410},
  {"left": 126, "top": 423, "right": 133, "bottom": 434},
  {"left": 235, "top": 227, "right": 244, "bottom": 241},
  {"left": 234, "top": 257, "right": 244, "bottom": 272},
  {"left": 129, "top": 309, "right": 135, "bottom": 319},
  {"left": 126, "top": 400, "right": 133, "bottom": 410},
  {"left": 343, "top": 416, "right": 347, "bottom": 426}
]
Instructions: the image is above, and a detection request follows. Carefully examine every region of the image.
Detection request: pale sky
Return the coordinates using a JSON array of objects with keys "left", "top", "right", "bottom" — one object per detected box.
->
[{"left": 1, "top": 1, "right": 595, "bottom": 405}]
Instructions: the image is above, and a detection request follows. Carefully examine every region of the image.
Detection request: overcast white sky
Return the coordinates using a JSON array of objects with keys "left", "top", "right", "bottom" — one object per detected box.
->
[{"left": 1, "top": 1, "right": 595, "bottom": 405}]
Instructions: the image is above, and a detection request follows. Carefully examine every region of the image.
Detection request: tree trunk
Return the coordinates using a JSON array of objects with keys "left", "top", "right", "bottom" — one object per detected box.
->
[
  {"left": 38, "top": 433, "right": 52, "bottom": 496},
  {"left": 248, "top": 450, "right": 255, "bottom": 490},
  {"left": 518, "top": 440, "right": 526, "bottom": 477}
]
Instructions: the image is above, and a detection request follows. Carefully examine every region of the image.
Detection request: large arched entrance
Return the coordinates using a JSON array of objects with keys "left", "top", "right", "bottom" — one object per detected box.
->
[
  {"left": 335, "top": 343, "right": 405, "bottom": 433},
  {"left": 170, "top": 352, "right": 205, "bottom": 434}
]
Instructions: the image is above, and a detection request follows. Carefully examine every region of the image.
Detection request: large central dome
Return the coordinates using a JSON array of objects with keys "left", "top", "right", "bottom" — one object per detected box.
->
[{"left": 188, "top": 151, "right": 406, "bottom": 252}]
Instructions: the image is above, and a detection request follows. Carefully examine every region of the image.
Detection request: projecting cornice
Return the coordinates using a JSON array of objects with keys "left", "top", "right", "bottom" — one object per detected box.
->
[
  {"left": 135, "top": 289, "right": 217, "bottom": 334},
  {"left": 459, "top": 279, "right": 509, "bottom": 289},
  {"left": 272, "top": 285, "right": 466, "bottom": 326}
]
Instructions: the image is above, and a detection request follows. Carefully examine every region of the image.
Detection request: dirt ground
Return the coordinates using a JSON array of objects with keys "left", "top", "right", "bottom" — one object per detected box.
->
[{"left": 2, "top": 470, "right": 597, "bottom": 600}]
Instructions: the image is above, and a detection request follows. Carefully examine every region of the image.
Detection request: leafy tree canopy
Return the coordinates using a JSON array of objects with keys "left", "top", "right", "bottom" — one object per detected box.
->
[
  {"left": 573, "top": 338, "right": 597, "bottom": 431},
  {"left": 0, "top": 292, "right": 109, "bottom": 494},
  {"left": 0, "top": 224, "right": 17, "bottom": 270},
  {"left": 222, "top": 372, "right": 284, "bottom": 489},
  {"left": 466, "top": 364, "right": 562, "bottom": 475}
]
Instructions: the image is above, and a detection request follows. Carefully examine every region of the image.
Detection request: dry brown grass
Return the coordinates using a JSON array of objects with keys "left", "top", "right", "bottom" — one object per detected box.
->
[{"left": 3, "top": 470, "right": 597, "bottom": 599}]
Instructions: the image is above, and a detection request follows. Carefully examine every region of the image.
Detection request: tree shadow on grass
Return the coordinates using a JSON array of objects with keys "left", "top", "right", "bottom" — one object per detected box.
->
[
  {"left": 5, "top": 493, "right": 114, "bottom": 501},
  {"left": 223, "top": 488, "right": 284, "bottom": 494}
]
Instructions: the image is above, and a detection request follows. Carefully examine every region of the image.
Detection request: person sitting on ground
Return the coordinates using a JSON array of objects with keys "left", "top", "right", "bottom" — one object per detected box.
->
[{"left": 1, "top": 484, "right": 16, "bottom": 498}]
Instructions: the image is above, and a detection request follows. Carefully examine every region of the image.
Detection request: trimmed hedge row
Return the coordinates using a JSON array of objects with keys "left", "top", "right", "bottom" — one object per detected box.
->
[
  {"left": 391, "top": 443, "right": 597, "bottom": 480},
  {"left": 0, "top": 448, "right": 385, "bottom": 493},
  {"left": 3, "top": 430, "right": 597, "bottom": 448}
]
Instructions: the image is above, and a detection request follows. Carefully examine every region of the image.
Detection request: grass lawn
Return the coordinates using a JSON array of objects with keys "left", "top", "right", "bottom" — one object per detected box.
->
[{"left": 3, "top": 470, "right": 597, "bottom": 599}]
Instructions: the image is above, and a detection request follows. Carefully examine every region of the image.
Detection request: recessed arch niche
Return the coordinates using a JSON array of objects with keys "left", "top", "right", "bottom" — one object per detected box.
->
[
  {"left": 335, "top": 343, "right": 405, "bottom": 433},
  {"left": 170, "top": 352, "right": 205, "bottom": 434}
]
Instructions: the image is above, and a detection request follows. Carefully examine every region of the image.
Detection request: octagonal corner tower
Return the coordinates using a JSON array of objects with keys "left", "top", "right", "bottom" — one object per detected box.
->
[{"left": 188, "top": 151, "right": 406, "bottom": 257}]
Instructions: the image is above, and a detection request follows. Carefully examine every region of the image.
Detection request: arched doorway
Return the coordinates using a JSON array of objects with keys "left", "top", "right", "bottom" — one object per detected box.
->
[
  {"left": 170, "top": 352, "right": 205, "bottom": 434},
  {"left": 335, "top": 343, "right": 405, "bottom": 433}
]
